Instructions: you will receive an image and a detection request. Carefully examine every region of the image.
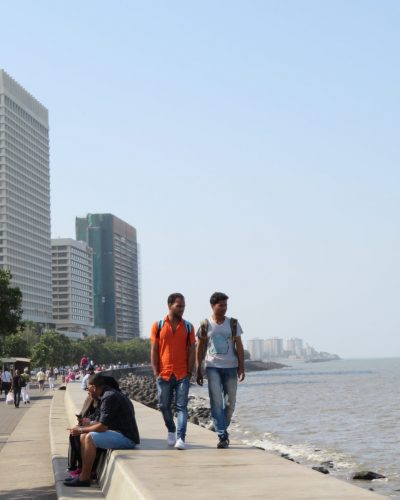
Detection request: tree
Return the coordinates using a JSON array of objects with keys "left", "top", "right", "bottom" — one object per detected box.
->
[
  {"left": 0, "top": 269, "right": 24, "bottom": 338},
  {"left": 244, "top": 349, "right": 251, "bottom": 360},
  {"left": 2, "top": 333, "right": 30, "bottom": 357},
  {"left": 31, "top": 330, "right": 72, "bottom": 367}
]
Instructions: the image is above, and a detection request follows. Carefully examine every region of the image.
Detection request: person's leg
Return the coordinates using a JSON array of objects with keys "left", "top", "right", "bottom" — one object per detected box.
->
[
  {"left": 206, "top": 367, "right": 227, "bottom": 438},
  {"left": 21, "top": 387, "right": 26, "bottom": 403},
  {"left": 221, "top": 368, "right": 238, "bottom": 431},
  {"left": 156, "top": 377, "right": 176, "bottom": 433},
  {"left": 14, "top": 389, "right": 21, "bottom": 407},
  {"left": 79, "top": 434, "right": 97, "bottom": 481},
  {"left": 175, "top": 376, "right": 189, "bottom": 441},
  {"left": 3, "top": 383, "right": 10, "bottom": 397}
]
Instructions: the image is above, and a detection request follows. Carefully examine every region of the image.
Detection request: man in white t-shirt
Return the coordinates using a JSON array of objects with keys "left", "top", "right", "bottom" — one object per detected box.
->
[
  {"left": 2, "top": 369, "right": 12, "bottom": 398},
  {"left": 196, "top": 292, "right": 245, "bottom": 449}
]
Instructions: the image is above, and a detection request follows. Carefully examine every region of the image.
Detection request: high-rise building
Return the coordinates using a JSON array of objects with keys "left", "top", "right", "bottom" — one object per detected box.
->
[
  {"left": 51, "top": 238, "right": 93, "bottom": 331},
  {"left": 76, "top": 213, "right": 140, "bottom": 340},
  {"left": 286, "top": 337, "right": 304, "bottom": 357},
  {"left": 0, "top": 70, "right": 52, "bottom": 323},
  {"left": 264, "top": 337, "right": 284, "bottom": 358},
  {"left": 247, "top": 338, "right": 264, "bottom": 361}
]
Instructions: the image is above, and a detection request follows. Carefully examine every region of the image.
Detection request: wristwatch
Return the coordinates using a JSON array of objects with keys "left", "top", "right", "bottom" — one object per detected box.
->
[{"left": 79, "top": 426, "right": 83, "bottom": 434}]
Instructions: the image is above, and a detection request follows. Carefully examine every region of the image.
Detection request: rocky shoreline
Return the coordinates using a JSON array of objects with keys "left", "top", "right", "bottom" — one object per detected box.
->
[
  {"left": 118, "top": 374, "right": 213, "bottom": 427},
  {"left": 117, "top": 361, "right": 287, "bottom": 429}
]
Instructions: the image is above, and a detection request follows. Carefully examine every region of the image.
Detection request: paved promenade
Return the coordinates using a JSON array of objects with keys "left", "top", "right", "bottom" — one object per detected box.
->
[
  {"left": 0, "top": 387, "right": 57, "bottom": 500},
  {"left": 56, "top": 383, "right": 384, "bottom": 500}
]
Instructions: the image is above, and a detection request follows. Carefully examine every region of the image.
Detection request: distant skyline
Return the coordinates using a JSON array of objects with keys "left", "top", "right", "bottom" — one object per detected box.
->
[{"left": 1, "top": 1, "right": 399, "bottom": 358}]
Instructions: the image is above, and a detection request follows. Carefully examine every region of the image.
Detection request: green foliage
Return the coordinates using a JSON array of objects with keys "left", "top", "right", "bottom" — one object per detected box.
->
[
  {"left": 244, "top": 349, "right": 251, "bottom": 360},
  {"left": 19, "top": 322, "right": 40, "bottom": 349},
  {"left": 29, "top": 330, "right": 151, "bottom": 368},
  {"left": 0, "top": 269, "right": 24, "bottom": 337},
  {"left": 31, "top": 330, "right": 73, "bottom": 368},
  {"left": 72, "top": 336, "right": 151, "bottom": 365},
  {"left": 2, "top": 333, "right": 30, "bottom": 357}
]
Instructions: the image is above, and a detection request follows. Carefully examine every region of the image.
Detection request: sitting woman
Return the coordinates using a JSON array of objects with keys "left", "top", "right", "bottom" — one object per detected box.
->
[{"left": 67, "top": 376, "right": 121, "bottom": 479}]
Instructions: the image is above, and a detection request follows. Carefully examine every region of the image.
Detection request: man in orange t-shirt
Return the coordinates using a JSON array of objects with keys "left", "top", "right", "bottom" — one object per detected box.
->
[{"left": 150, "top": 293, "right": 195, "bottom": 450}]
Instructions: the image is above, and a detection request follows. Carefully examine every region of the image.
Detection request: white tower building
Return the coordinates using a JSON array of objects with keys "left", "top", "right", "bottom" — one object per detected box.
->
[
  {"left": 52, "top": 239, "right": 94, "bottom": 331},
  {"left": 247, "top": 338, "right": 264, "bottom": 361},
  {"left": 0, "top": 70, "right": 51, "bottom": 323}
]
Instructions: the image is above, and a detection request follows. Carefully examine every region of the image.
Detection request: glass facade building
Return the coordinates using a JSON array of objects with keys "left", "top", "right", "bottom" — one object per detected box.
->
[
  {"left": 76, "top": 213, "right": 140, "bottom": 340},
  {"left": 0, "top": 70, "right": 52, "bottom": 323}
]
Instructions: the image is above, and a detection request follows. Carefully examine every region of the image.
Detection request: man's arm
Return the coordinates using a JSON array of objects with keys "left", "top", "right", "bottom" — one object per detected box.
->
[
  {"left": 196, "top": 338, "right": 205, "bottom": 386},
  {"left": 235, "top": 336, "right": 245, "bottom": 382},
  {"left": 151, "top": 341, "right": 160, "bottom": 377}
]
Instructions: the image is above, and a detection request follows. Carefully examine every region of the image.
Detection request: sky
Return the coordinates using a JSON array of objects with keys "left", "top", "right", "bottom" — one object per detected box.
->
[{"left": 1, "top": 1, "right": 399, "bottom": 358}]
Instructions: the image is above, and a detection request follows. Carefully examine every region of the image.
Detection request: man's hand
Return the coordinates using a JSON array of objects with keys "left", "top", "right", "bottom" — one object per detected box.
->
[
  {"left": 196, "top": 368, "right": 204, "bottom": 386},
  {"left": 237, "top": 368, "right": 245, "bottom": 382}
]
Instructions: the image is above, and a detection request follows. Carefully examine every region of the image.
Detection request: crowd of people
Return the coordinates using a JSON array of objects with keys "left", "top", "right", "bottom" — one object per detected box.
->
[
  {"left": 0, "top": 366, "right": 60, "bottom": 406},
  {"left": 63, "top": 291, "right": 245, "bottom": 488}
]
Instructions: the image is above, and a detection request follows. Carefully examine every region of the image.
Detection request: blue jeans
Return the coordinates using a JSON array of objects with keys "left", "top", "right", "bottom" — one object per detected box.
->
[
  {"left": 90, "top": 430, "right": 136, "bottom": 449},
  {"left": 206, "top": 367, "right": 238, "bottom": 439},
  {"left": 156, "top": 374, "right": 190, "bottom": 440}
]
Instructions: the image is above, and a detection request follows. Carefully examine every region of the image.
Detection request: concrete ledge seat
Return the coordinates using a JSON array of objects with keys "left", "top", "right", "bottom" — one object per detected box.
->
[{"left": 49, "top": 381, "right": 383, "bottom": 500}]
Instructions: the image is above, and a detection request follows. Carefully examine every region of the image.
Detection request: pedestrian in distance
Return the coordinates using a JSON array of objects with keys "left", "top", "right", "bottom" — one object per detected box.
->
[
  {"left": 36, "top": 368, "right": 46, "bottom": 391},
  {"left": 150, "top": 293, "right": 195, "bottom": 450},
  {"left": 21, "top": 367, "right": 31, "bottom": 404},
  {"left": 81, "top": 367, "right": 95, "bottom": 390},
  {"left": 80, "top": 354, "right": 88, "bottom": 373},
  {"left": 11, "top": 369, "right": 23, "bottom": 408},
  {"left": 196, "top": 292, "right": 245, "bottom": 449},
  {"left": 48, "top": 367, "right": 55, "bottom": 391},
  {"left": 2, "top": 368, "right": 12, "bottom": 399}
]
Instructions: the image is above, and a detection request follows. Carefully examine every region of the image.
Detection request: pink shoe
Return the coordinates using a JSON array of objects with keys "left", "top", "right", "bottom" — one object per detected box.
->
[{"left": 70, "top": 468, "right": 81, "bottom": 478}]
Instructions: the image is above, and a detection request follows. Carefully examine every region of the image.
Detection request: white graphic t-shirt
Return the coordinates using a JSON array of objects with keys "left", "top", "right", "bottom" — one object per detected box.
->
[{"left": 197, "top": 317, "right": 243, "bottom": 369}]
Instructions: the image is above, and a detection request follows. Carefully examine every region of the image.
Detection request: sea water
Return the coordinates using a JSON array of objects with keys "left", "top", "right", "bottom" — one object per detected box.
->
[{"left": 193, "top": 358, "right": 400, "bottom": 498}]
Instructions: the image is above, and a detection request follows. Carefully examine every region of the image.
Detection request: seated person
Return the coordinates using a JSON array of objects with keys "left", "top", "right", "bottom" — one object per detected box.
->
[
  {"left": 68, "top": 376, "right": 121, "bottom": 475},
  {"left": 64, "top": 373, "right": 140, "bottom": 487}
]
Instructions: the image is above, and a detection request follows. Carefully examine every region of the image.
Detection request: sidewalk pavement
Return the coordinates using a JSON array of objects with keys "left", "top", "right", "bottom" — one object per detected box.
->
[{"left": 0, "top": 389, "right": 57, "bottom": 500}]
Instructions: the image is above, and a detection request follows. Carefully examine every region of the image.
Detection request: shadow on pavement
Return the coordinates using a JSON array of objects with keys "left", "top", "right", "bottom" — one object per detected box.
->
[{"left": 0, "top": 485, "right": 56, "bottom": 500}]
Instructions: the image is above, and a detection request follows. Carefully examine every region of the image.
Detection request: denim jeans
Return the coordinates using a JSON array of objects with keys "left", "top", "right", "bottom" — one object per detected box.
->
[
  {"left": 206, "top": 367, "right": 238, "bottom": 439},
  {"left": 14, "top": 388, "right": 21, "bottom": 407},
  {"left": 156, "top": 374, "right": 190, "bottom": 440}
]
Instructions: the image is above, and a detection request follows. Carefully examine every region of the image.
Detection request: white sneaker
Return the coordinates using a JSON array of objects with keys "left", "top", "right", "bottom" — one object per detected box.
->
[
  {"left": 174, "top": 438, "right": 186, "bottom": 450},
  {"left": 167, "top": 432, "right": 176, "bottom": 446}
]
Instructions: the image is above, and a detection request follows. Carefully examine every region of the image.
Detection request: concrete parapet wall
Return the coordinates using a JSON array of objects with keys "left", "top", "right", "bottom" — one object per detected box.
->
[{"left": 49, "top": 382, "right": 383, "bottom": 499}]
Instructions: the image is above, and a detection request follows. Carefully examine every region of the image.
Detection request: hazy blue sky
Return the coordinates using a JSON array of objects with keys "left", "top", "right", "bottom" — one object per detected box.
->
[{"left": 1, "top": 1, "right": 399, "bottom": 357}]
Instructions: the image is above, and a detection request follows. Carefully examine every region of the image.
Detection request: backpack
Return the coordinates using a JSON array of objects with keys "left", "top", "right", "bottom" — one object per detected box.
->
[
  {"left": 199, "top": 317, "right": 238, "bottom": 340},
  {"left": 156, "top": 319, "right": 192, "bottom": 346},
  {"left": 199, "top": 317, "right": 239, "bottom": 358}
]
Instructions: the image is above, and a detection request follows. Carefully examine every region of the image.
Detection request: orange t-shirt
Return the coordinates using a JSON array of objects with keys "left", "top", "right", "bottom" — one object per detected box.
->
[{"left": 151, "top": 316, "right": 195, "bottom": 381}]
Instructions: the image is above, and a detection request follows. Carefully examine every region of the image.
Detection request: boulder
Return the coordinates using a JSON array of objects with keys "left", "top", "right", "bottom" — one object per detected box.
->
[
  {"left": 352, "top": 471, "right": 386, "bottom": 481},
  {"left": 312, "top": 467, "right": 329, "bottom": 475}
]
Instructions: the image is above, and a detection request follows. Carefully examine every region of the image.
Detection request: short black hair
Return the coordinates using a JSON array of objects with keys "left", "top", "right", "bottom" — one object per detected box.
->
[
  {"left": 88, "top": 373, "right": 106, "bottom": 387},
  {"left": 210, "top": 292, "right": 229, "bottom": 305},
  {"left": 167, "top": 293, "right": 185, "bottom": 305}
]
